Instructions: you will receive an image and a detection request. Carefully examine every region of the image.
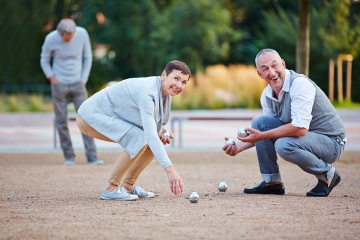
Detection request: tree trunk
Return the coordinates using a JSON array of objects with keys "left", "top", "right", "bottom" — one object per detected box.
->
[
  {"left": 55, "top": 0, "right": 64, "bottom": 26},
  {"left": 296, "top": 0, "right": 310, "bottom": 76}
]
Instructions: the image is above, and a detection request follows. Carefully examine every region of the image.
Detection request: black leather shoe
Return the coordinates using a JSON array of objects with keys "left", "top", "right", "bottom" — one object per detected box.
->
[
  {"left": 306, "top": 170, "right": 341, "bottom": 197},
  {"left": 244, "top": 181, "right": 285, "bottom": 195}
]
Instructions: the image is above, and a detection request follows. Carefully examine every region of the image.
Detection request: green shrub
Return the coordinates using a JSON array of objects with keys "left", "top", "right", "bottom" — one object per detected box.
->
[
  {"left": 6, "top": 95, "right": 27, "bottom": 112},
  {"left": 28, "top": 95, "right": 46, "bottom": 112}
]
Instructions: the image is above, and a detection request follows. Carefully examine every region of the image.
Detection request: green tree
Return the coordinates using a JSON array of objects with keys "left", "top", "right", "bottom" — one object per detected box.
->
[
  {"left": 153, "top": 0, "right": 241, "bottom": 83},
  {"left": 80, "top": 0, "right": 240, "bottom": 84},
  {"left": 296, "top": 0, "right": 310, "bottom": 76},
  {"left": 223, "top": 0, "right": 297, "bottom": 65},
  {"left": 257, "top": 3, "right": 298, "bottom": 70},
  {"left": 318, "top": 0, "right": 360, "bottom": 58},
  {"left": 0, "top": 0, "right": 53, "bottom": 85}
]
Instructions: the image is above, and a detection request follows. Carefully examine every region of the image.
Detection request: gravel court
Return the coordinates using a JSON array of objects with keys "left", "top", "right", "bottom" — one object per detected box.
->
[
  {"left": 0, "top": 151, "right": 359, "bottom": 240},
  {"left": 0, "top": 109, "right": 359, "bottom": 239}
]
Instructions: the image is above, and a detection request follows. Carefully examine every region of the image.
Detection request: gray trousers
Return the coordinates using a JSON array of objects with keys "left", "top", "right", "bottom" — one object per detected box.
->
[
  {"left": 251, "top": 116, "right": 345, "bottom": 183},
  {"left": 51, "top": 81, "right": 97, "bottom": 161}
]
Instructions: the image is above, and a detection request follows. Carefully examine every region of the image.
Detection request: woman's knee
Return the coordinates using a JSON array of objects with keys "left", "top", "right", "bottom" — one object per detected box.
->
[{"left": 76, "top": 115, "right": 112, "bottom": 142}]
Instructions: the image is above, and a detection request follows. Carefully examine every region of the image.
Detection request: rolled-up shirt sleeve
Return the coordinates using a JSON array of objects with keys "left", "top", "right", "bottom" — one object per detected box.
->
[{"left": 290, "top": 77, "right": 316, "bottom": 129}]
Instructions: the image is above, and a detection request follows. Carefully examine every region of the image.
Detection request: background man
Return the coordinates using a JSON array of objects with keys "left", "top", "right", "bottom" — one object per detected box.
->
[{"left": 41, "top": 18, "right": 103, "bottom": 166}]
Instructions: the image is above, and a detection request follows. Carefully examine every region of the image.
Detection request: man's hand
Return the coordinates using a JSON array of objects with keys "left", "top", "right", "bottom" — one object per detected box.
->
[
  {"left": 49, "top": 76, "right": 58, "bottom": 85},
  {"left": 222, "top": 137, "right": 240, "bottom": 156},
  {"left": 222, "top": 136, "right": 255, "bottom": 156},
  {"left": 237, "top": 127, "right": 263, "bottom": 144}
]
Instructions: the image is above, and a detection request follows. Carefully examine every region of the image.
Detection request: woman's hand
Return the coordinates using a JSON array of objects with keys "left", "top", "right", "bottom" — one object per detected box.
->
[
  {"left": 158, "top": 128, "right": 174, "bottom": 145},
  {"left": 165, "top": 165, "right": 183, "bottom": 195}
]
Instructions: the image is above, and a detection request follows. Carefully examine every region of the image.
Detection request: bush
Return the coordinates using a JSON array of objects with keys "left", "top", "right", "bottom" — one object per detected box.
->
[
  {"left": 1, "top": 94, "right": 53, "bottom": 112},
  {"left": 172, "top": 64, "right": 266, "bottom": 110}
]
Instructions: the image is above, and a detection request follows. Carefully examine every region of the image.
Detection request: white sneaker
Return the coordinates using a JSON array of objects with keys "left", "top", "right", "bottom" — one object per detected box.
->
[
  {"left": 100, "top": 187, "right": 139, "bottom": 201},
  {"left": 130, "top": 186, "right": 155, "bottom": 198},
  {"left": 88, "top": 159, "right": 104, "bottom": 165},
  {"left": 64, "top": 159, "right": 74, "bottom": 166}
]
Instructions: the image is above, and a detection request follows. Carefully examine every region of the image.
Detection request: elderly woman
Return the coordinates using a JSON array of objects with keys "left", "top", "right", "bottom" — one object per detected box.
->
[{"left": 77, "top": 60, "right": 191, "bottom": 200}]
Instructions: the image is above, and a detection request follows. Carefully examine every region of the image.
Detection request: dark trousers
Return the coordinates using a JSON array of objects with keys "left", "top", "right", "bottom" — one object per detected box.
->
[{"left": 51, "top": 81, "right": 97, "bottom": 161}]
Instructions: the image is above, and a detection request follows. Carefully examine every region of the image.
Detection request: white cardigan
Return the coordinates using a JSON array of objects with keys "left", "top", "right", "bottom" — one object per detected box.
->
[{"left": 78, "top": 76, "right": 172, "bottom": 169}]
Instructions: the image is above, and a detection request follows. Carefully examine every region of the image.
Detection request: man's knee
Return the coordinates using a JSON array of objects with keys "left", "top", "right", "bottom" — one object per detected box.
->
[
  {"left": 275, "top": 138, "right": 296, "bottom": 161},
  {"left": 251, "top": 116, "right": 266, "bottom": 129},
  {"left": 251, "top": 115, "right": 279, "bottom": 130}
]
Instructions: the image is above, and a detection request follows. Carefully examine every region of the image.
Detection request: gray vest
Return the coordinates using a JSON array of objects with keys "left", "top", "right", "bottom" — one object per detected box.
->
[{"left": 266, "top": 70, "right": 346, "bottom": 138}]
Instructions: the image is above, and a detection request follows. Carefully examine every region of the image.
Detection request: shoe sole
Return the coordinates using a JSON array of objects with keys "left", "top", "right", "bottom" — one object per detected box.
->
[
  {"left": 244, "top": 191, "right": 285, "bottom": 195},
  {"left": 100, "top": 196, "right": 138, "bottom": 201},
  {"left": 138, "top": 194, "right": 155, "bottom": 198},
  {"left": 88, "top": 162, "right": 104, "bottom": 165}
]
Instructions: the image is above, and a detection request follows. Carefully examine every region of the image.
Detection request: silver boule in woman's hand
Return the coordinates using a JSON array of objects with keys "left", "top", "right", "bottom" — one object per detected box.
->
[{"left": 162, "top": 131, "right": 171, "bottom": 139}]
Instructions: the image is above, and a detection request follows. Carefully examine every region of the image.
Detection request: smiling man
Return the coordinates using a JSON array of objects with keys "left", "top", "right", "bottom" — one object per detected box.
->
[
  {"left": 76, "top": 60, "right": 191, "bottom": 200},
  {"left": 222, "top": 48, "right": 346, "bottom": 197}
]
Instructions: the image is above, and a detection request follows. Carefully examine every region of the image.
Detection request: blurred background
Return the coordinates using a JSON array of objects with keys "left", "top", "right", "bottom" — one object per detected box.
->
[{"left": 1, "top": 0, "right": 360, "bottom": 112}]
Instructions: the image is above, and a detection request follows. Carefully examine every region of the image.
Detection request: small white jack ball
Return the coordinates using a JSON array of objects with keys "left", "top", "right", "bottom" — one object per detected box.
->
[
  {"left": 188, "top": 192, "right": 200, "bottom": 203},
  {"left": 162, "top": 131, "right": 171, "bottom": 139},
  {"left": 225, "top": 139, "right": 235, "bottom": 146},
  {"left": 218, "top": 182, "right": 228, "bottom": 192}
]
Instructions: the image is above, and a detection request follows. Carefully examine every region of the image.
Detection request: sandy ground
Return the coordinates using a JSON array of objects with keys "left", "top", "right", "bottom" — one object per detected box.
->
[{"left": 0, "top": 150, "right": 359, "bottom": 240}]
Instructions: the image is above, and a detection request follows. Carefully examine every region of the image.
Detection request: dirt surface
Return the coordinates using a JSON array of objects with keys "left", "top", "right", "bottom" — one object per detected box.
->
[{"left": 1, "top": 150, "right": 359, "bottom": 240}]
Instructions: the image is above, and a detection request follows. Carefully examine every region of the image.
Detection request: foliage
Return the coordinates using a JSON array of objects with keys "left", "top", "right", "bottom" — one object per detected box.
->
[
  {"left": 318, "top": 0, "right": 360, "bottom": 58},
  {"left": 172, "top": 64, "right": 266, "bottom": 110},
  {"left": 153, "top": 0, "right": 242, "bottom": 74},
  {"left": 257, "top": 3, "right": 298, "bottom": 69},
  {"left": 332, "top": 99, "right": 360, "bottom": 109},
  {"left": 79, "top": 0, "right": 241, "bottom": 84},
  {"left": 1, "top": 0, "right": 360, "bottom": 107},
  {"left": 0, "top": 0, "right": 53, "bottom": 85},
  {"left": 223, "top": 0, "right": 298, "bottom": 65},
  {"left": 0, "top": 94, "right": 52, "bottom": 112}
]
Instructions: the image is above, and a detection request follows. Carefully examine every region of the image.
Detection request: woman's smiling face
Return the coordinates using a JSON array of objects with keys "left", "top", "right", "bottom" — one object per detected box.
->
[{"left": 161, "top": 69, "right": 190, "bottom": 97}]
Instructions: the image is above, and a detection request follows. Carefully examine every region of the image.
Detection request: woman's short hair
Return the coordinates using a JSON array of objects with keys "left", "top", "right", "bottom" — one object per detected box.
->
[{"left": 164, "top": 60, "right": 191, "bottom": 79}]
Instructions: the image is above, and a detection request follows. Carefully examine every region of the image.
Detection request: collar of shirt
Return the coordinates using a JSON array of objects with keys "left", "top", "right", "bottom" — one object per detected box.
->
[{"left": 264, "top": 69, "right": 291, "bottom": 101}]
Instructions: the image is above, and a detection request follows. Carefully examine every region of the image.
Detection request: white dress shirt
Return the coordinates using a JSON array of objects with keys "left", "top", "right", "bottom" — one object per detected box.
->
[{"left": 260, "top": 69, "right": 316, "bottom": 129}]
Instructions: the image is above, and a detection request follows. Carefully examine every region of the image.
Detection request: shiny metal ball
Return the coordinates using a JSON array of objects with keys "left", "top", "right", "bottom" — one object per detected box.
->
[
  {"left": 225, "top": 139, "right": 235, "bottom": 146},
  {"left": 162, "top": 131, "right": 171, "bottom": 139},
  {"left": 218, "top": 182, "right": 228, "bottom": 192},
  {"left": 237, "top": 129, "right": 250, "bottom": 138},
  {"left": 188, "top": 192, "right": 199, "bottom": 203}
]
